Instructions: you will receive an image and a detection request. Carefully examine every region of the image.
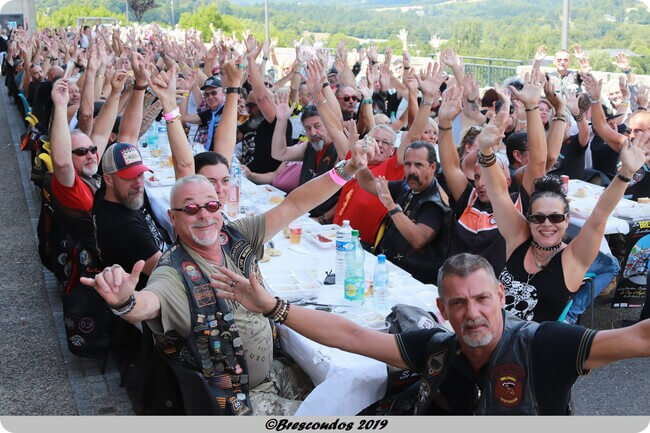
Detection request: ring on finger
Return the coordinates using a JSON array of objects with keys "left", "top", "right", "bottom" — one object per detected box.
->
[{"left": 229, "top": 280, "right": 236, "bottom": 288}]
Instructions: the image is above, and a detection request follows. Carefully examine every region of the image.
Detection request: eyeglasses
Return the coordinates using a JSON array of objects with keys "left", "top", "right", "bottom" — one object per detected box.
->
[
  {"left": 264, "top": 82, "right": 273, "bottom": 88},
  {"left": 204, "top": 90, "right": 221, "bottom": 97},
  {"left": 342, "top": 96, "right": 358, "bottom": 102},
  {"left": 71, "top": 146, "right": 98, "bottom": 156},
  {"left": 526, "top": 213, "right": 568, "bottom": 224},
  {"left": 171, "top": 200, "right": 222, "bottom": 215}
]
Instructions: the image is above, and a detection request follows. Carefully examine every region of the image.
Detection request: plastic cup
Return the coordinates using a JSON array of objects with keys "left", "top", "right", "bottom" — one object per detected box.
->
[{"left": 289, "top": 225, "right": 302, "bottom": 244}]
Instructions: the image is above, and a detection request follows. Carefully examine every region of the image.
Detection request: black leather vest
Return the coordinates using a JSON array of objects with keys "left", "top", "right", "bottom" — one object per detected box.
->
[
  {"left": 378, "top": 179, "right": 452, "bottom": 283},
  {"left": 299, "top": 142, "right": 339, "bottom": 217},
  {"left": 415, "top": 312, "right": 540, "bottom": 415},
  {"left": 152, "top": 224, "right": 264, "bottom": 415}
]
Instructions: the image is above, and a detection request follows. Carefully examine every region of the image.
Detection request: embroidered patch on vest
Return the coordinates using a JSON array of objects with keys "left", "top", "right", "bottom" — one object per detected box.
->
[
  {"left": 426, "top": 350, "right": 446, "bottom": 377},
  {"left": 491, "top": 364, "right": 526, "bottom": 408},
  {"left": 219, "top": 231, "right": 230, "bottom": 245},
  {"left": 79, "top": 250, "right": 91, "bottom": 266},
  {"left": 78, "top": 317, "right": 95, "bottom": 334},
  {"left": 182, "top": 261, "right": 202, "bottom": 282},
  {"left": 192, "top": 284, "right": 217, "bottom": 307},
  {"left": 229, "top": 396, "right": 249, "bottom": 415}
]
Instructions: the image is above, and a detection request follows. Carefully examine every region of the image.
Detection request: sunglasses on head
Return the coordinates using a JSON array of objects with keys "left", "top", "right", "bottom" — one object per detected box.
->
[
  {"left": 204, "top": 89, "right": 221, "bottom": 97},
  {"left": 526, "top": 213, "right": 568, "bottom": 224},
  {"left": 342, "top": 96, "right": 358, "bottom": 102},
  {"left": 171, "top": 200, "right": 221, "bottom": 215},
  {"left": 71, "top": 146, "right": 98, "bottom": 156}
]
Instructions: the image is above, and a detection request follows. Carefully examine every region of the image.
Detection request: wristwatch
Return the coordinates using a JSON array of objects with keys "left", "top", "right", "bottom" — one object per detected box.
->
[
  {"left": 387, "top": 204, "right": 403, "bottom": 217},
  {"left": 334, "top": 160, "right": 355, "bottom": 182}
]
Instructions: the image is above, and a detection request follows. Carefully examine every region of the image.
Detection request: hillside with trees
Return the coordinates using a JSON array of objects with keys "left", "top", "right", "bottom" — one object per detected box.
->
[{"left": 34, "top": 0, "right": 650, "bottom": 73}]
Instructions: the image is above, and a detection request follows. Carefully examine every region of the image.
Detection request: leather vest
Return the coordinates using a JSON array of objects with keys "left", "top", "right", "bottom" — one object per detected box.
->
[
  {"left": 153, "top": 224, "right": 265, "bottom": 415},
  {"left": 415, "top": 311, "right": 540, "bottom": 415},
  {"left": 299, "top": 142, "right": 339, "bottom": 217},
  {"left": 378, "top": 179, "right": 452, "bottom": 283}
]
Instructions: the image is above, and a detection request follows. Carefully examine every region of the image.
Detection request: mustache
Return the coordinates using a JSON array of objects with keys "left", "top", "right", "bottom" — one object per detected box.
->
[
  {"left": 461, "top": 318, "right": 490, "bottom": 331},
  {"left": 407, "top": 174, "right": 421, "bottom": 182},
  {"left": 191, "top": 218, "right": 219, "bottom": 228}
]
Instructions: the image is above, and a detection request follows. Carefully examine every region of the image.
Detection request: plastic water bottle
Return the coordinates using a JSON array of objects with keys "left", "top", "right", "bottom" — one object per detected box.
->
[
  {"left": 344, "top": 230, "right": 365, "bottom": 302},
  {"left": 227, "top": 158, "right": 241, "bottom": 217},
  {"left": 157, "top": 122, "right": 169, "bottom": 150},
  {"left": 335, "top": 220, "right": 352, "bottom": 289},
  {"left": 373, "top": 254, "right": 389, "bottom": 312},
  {"left": 145, "top": 126, "right": 159, "bottom": 149}
]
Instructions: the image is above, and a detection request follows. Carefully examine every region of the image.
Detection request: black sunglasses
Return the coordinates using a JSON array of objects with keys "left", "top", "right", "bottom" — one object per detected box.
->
[
  {"left": 526, "top": 213, "right": 568, "bottom": 224},
  {"left": 71, "top": 146, "right": 98, "bottom": 156},
  {"left": 342, "top": 96, "right": 358, "bottom": 102},
  {"left": 171, "top": 200, "right": 222, "bottom": 215}
]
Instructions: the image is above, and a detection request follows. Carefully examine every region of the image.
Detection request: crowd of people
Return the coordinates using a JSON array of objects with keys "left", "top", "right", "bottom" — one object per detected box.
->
[{"left": 2, "top": 19, "right": 650, "bottom": 416}]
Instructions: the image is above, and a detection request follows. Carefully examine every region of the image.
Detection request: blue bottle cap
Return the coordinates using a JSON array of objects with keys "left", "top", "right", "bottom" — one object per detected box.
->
[{"left": 378, "top": 254, "right": 386, "bottom": 263}]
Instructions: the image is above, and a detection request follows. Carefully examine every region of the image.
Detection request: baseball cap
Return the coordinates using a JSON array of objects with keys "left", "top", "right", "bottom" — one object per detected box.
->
[
  {"left": 102, "top": 142, "right": 152, "bottom": 179},
  {"left": 201, "top": 75, "right": 222, "bottom": 90},
  {"left": 328, "top": 66, "right": 339, "bottom": 76}
]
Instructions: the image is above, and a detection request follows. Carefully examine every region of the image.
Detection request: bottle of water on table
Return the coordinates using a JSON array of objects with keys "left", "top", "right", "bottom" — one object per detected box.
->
[
  {"left": 344, "top": 230, "right": 365, "bottom": 303},
  {"left": 227, "top": 158, "right": 241, "bottom": 217},
  {"left": 373, "top": 254, "right": 389, "bottom": 312},
  {"left": 335, "top": 220, "right": 352, "bottom": 290}
]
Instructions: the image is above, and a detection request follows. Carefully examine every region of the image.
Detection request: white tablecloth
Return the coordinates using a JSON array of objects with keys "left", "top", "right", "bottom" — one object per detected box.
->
[{"left": 139, "top": 144, "right": 443, "bottom": 415}]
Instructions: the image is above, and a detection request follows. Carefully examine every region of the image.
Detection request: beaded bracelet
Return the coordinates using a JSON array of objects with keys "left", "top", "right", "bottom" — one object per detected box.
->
[
  {"left": 263, "top": 297, "right": 282, "bottom": 318},
  {"left": 525, "top": 106, "right": 539, "bottom": 112},
  {"left": 478, "top": 151, "right": 497, "bottom": 167}
]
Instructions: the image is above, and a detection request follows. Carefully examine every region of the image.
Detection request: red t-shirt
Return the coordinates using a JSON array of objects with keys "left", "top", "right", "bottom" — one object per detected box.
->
[
  {"left": 51, "top": 172, "right": 95, "bottom": 213},
  {"left": 333, "top": 153, "right": 404, "bottom": 244}
]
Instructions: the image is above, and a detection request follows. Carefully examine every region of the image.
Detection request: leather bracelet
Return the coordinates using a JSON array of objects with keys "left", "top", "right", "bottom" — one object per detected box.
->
[
  {"left": 438, "top": 125, "right": 452, "bottom": 131},
  {"left": 574, "top": 113, "right": 584, "bottom": 122},
  {"left": 552, "top": 116, "right": 566, "bottom": 122},
  {"left": 638, "top": 107, "right": 647, "bottom": 111},
  {"left": 110, "top": 294, "right": 136, "bottom": 317},
  {"left": 133, "top": 83, "right": 147, "bottom": 91},
  {"left": 278, "top": 302, "right": 290, "bottom": 324},
  {"left": 403, "top": 66, "right": 410, "bottom": 70},
  {"left": 225, "top": 86, "right": 241, "bottom": 94},
  {"left": 322, "top": 82, "right": 330, "bottom": 88},
  {"left": 524, "top": 106, "right": 539, "bottom": 112},
  {"left": 617, "top": 172, "right": 632, "bottom": 183}
]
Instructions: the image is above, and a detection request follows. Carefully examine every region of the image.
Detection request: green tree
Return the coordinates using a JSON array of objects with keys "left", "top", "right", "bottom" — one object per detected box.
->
[
  {"left": 178, "top": 4, "right": 225, "bottom": 41},
  {"left": 326, "top": 33, "right": 359, "bottom": 50},
  {"left": 37, "top": 3, "right": 125, "bottom": 29}
]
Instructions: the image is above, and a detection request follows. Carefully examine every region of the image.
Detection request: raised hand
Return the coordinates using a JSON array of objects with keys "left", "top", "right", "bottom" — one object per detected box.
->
[
  {"left": 343, "top": 119, "right": 359, "bottom": 147},
  {"left": 316, "top": 48, "right": 330, "bottom": 69},
  {"left": 384, "top": 47, "right": 392, "bottom": 66},
  {"left": 581, "top": 72, "right": 602, "bottom": 102},
  {"left": 87, "top": 45, "right": 101, "bottom": 72},
  {"left": 367, "top": 45, "right": 378, "bottom": 64},
  {"left": 130, "top": 52, "right": 150, "bottom": 87},
  {"left": 619, "top": 75, "right": 630, "bottom": 102},
  {"left": 244, "top": 34, "right": 260, "bottom": 60},
  {"left": 295, "top": 41, "right": 308, "bottom": 64},
  {"left": 221, "top": 56, "right": 244, "bottom": 88},
  {"left": 573, "top": 44, "right": 586, "bottom": 60},
  {"left": 438, "top": 85, "right": 463, "bottom": 124},
  {"left": 366, "top": 64, "right": 379, "bottom": 89},
  {"left": 80, "top": 262, "right": 145, "bottom": 308},
  {"left": 358, "top": 78, "right": 373, "bottom": 100},
  {"left": 51, "top": 79, "right": 69, "bottom": 106},
  {"left": 619, "top": 130, "right": 650, "bottom": 176},
  {"left": 534, "top": 45, "right": 548, "bottom": 62},
  {"left": 415, "top": 62, "right": 444, "bottom": 99},
  {"left": 465, "top": 72, "right": 480, "bottom": 102},
  {"left": 428, "top": 34, "right": 441, "bottom": 51},
  {"left": 305, "top": 59, "right": 326, "bottom": 101},
  {"left": 274, "top": 91, "right": 297, "bottom": 121},
  {"left": 397, "top": 28, "right": 408, "bottom": 52},
  {"left": 612, "top": 52, "right": 630, "bottom": 72},
  {"left": 148, "top": 63, "right": 176, "bottom": 108},
  {"left": 543, "top": 76, "right": 563, "bottom": 113},
  {"left": 565, "top": 89, "right": 581, "bottom": 117},
  {"left": 510, "top": 70, "right": 543, "bottom": 108},
  {"left": 379, "top": 63, "right": 391, "bottom": 91},
  {"left": 111, "top": 69, "right": 128, "bottom": 93},
  {"left": 440, "top": 47, "right": 462, "bottom": 70}
]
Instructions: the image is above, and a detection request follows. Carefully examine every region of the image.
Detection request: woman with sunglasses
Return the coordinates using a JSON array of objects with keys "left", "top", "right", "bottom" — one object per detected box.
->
[{"left": 478, "top": 109, "right": 649, "bottom": 322}]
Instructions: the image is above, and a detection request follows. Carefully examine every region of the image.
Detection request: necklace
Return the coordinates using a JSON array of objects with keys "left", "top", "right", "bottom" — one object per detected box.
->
[
  {"left": 531, "top": 244, "right": 560, "bottom": 269},
  {"left": 530, "top": 240, "right": 562, "bottom": 252}
]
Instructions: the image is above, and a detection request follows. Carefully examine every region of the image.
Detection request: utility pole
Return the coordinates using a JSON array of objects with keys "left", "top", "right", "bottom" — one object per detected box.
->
[
  {"left": 562, "top": 0, "right": 569, "bottom": 50},
  {"left": 125, "top": 0, "right": 129, "bottom": 21},
  {"left": 171, "top": 0, "right": 174, "bottom": 25},
  {"left": 264, "top": 0, "right": 270, "bottom": 42}
]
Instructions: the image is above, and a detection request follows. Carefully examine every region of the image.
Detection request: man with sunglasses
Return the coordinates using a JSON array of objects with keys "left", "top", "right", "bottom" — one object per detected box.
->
[
  {"left": 180, "top": 75, "right": 225, "bottom": 151},
  {"left": 81, "top": 143, "right": 373, "bottom": 415},
  {"left": 336, "top": 86, "right": 359, "bottom": 121}
]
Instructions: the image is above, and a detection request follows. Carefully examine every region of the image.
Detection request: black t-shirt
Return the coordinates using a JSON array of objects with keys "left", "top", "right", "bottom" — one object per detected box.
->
[
  {"left": 450, "top": 183, "right": 521, "bottom": 273},
  {"left": 549, "top": 134, "right": 586, "bottom": 179},
  {"left": 396, "top": 320, "right": 597, "bottom": 415},
  {"left": 590, "top": 124, "right": 627, "bottom": 180},
  {"left": 238, "top": 117, "right": 291, "bottom": 174},
  {"left": 93, "top": 190, "right": 171, "bottom": 291},
  {"left": 625, "top": 165, "right": 650, "bottom": 201},
  {"left": 387, "top": 180, "right": 444, "bottom": 236}
]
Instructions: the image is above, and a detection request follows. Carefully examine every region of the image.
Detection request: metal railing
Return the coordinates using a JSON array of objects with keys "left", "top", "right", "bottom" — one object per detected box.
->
[{"left": 446, "top": 56, "right": 524, "bottom": 87}]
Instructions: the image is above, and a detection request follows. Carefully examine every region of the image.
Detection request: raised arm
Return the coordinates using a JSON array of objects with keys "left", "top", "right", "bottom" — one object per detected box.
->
[
  {"left": 245, "top": 35, "right": 276, "bottom": 123},
  {"left": 462, "top": 73, "right": 487, "bottom": 126},
  {"left": 212, "top": 58, "right": 244, "bottom": 163},
  {"left": 583, "top": 319, "right": 650, "bottom": 371},
  {"left": 116, "top": 52, "right": 149, "bottom": 145},
  {"left": 511, "top": 70, "right": 547, "bottom": 195},
  {"left": 565, "top": 132, "right": 648, "bottom": 281},
  {"left": 440, "top": 47, "right": 466, "bottom": 88},
  {"left": 582, "top": 72, "right": 626, "bottom": 152},
  {"left": 78, "top": 45, "right": 100, "bottom": 136},
  {"left": 149, "top": 64, "right": 194, "bottom": 180},
  {"left": 438, "top": 86, "right": 469, "bottom": 202},
  {"left": 566, "top": 90, "right": 590, "bottom": 147},
  {"left": 90, "top": 69, "right": 126, "bottom": 159},
  {"left": 478, "top": 106, "right": 530, "bottom": 256},
  {"left": 544, "top": 79, "right": 568, "bottom": 171},
  {"left": 270, "top": 92, "right": 306, "bottom": 162},
  {"left": 50, "top": 80, "right": 76, "bottom": 187},
  {"left": 214, "top": 265, "right": 407, "bottom": 370}
]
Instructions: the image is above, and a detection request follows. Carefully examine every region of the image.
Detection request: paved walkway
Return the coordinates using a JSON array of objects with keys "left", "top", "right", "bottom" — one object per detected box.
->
[{"left": 0, "top": 82, "right": 133, "bottom": 415}]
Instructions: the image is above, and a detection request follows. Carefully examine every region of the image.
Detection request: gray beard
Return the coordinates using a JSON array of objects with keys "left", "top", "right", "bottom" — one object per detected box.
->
[
  {"left": 310, "top": 139, "right": 325, "bottom": 151},
  {"left": 247, "top": 115, "right": 264, "bottom": 129}
]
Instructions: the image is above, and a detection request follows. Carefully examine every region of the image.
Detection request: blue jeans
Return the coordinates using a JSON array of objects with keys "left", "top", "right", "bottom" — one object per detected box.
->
[{"left": 565, "top": 252, "right": 620, "bottom": 324}]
